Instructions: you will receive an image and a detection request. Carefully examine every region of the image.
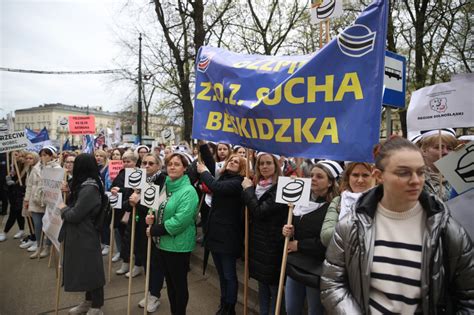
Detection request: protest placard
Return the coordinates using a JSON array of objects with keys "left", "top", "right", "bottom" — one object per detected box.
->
[
  {"left": 0, "top": 131, "right": 29, "bottom": 153},
  {"left": 68, "top": 115, "right": 96, "bottom": 135},
  {"left": 275, "top": 177, "right": 312, "bottom": 207},
  {"left": 109, "top": 160, "right": 124, "bottom": 181},
  {"left": 407, "top": 78, "right": 474, "bottom": 132},
  {"left": 106, "top": 191, "right": 123, "bottom": 209},
  {"left": 140, "top": 183, "right": 161, "bottom": 209},
  {"left": 434, "top": 141, "right": 474, "bottom": 194},
  {"left": 124, "top": 168, "right": 147, "bottom": 189},
  {"left": 41, "top": 167, "right": 65, "bottom": 251}
]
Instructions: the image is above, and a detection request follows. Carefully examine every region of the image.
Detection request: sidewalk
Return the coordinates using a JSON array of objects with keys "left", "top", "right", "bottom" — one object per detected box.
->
[{"left": 0, "top": 215, "right": 254, "bottom": 315}]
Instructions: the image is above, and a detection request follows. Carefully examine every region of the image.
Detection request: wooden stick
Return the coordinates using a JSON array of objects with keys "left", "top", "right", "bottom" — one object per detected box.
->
[
  {"left": 54, "top": 243, "right": 64, "bottom": 315},
  {"left": 275, "top": 204, "right": 295, "bottom": 315},
  {"left": 27, "top": 215, "right": 34, "bottom": 236},
  {"left": 38, "top": 231, "right": 44, "bottom": 261},
  {"left": 13, "top": 154, "right": 23, "bottom": 186},
  {"left": 325, "top": 19, "right": 330, "bottom": 43},
  {"left": 438, "top": 130, "right": 443, "bottom": 198},
  {"left": 108, "top": 207, "right": 116, "bottom": 283},
  {"left": 6, "top": 152, "right": 10, "bottom": 176},
  {"left": 127, "top": 206, "right": 137, "bottom": 315},
  {"left": 144, "top": 222, "right": 153, "bottom": 315},
  {"left": 48, "top": 245, "right": 55, "bottom": 268},
  {"left": 319, "top": 22, "right": 323, "bottom": 48},
  {"left": 243, "top": 149, "right": 250, "bottom": 315}
]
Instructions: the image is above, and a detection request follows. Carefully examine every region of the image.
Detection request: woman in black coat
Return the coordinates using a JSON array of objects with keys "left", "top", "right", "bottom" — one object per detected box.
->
[
  {"left": 241, "top": 152, "right": 288, "bottom": 315},
  {"left": 58, "top": 153, "right": 105, "bottom": 315},
  {"left": 197, "top": 153, "right": 246, "bottom": 315}
]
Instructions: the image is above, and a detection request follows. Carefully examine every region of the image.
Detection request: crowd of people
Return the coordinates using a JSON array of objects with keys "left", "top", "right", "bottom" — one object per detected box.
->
[{"left": 0, "top": 128, "right": 473, "bottom": 315}]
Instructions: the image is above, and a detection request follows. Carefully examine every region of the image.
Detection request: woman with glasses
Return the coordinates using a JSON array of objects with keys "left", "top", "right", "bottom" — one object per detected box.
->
[
  {"left": 128, "top": 153, "right": 166, "bottom": 313},
  {"left": 282, "top": 161, "right": 341, "bottom": 315},
  {"left": 197, "top": 153, "right": 246, "bottom": 315},
  {"left": 146, "top": 152, "right": 199, "bottom": 315},
  {"left": 241, "top": 152, "right": 288, "bottom": 315},
  {"left": 321, "top": 136, "right": 474, "bottom": 314}
]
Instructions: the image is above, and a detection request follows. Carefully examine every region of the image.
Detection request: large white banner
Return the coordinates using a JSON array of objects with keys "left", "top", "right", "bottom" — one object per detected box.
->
[
  {"left": 41, "top": 168, "right": 65, "bottom": 251},
  {"left": 0, "top": 131, "right": 29, "bottom": 153},
  {"left": 407, "top": 78, "right": 474, "bottom": 132}
]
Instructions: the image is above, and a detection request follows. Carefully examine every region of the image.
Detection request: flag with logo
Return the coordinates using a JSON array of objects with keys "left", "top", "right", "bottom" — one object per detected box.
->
[{"left": 192, "top": 0, "right": 388, "bottom": 162}]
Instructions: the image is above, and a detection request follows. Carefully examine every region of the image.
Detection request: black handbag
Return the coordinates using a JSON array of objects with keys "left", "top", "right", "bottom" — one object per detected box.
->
[{"left": 286, "top": 251, "right": 323, "bottom": 289}]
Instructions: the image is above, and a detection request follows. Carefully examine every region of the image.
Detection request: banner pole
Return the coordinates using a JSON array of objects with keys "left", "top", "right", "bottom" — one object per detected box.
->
[
  {"left": 319, "top": 22, "right": 323, "bottom": 48},
  {"left": 108, "top": 208, "right": 116, "bottom": 283},
  {"left": 438, "top": 130, "right": 443, "bottom": 198},
  {"left": 325, "top": 19, "right": 330, "bottom": 43},
  {"left": 54, "top": 243, "right": 63, "bottom": 315},
  {"left": 243, "top": 149, "right": 250, "bottom": 315},
  {"left": 144, "top": 218, "right": 153, "bottom": 315},
  {"left": 127, "top": 205, "right": 137, "bottom": 315},
  {"left": 275, "top": 203, "right": 294, "bottom": 315},
  {"left": 38, "top": 231, "right": 44, "bottom": 262}
]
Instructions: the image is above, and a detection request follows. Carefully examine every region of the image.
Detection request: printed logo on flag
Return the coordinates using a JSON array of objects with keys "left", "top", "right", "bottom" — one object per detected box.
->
[
  {"left": 197, "top": 55, "right": 211, "bottom": 73},
  {"left": 337, "top": 24, "right": 376, "bottom": 58},
  {"left": 429, "top": 98, "right": 448, "bottom": 113}
]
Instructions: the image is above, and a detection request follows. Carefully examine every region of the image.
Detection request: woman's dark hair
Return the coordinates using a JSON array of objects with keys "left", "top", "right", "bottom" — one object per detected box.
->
[
  {"left": 165, "top": 152, "right": 189, "bottom": 168},
  {"left": 70, "top": 153, "right": 104, "bottom": 201},
  {"left": 373, "top": 136, "right": 421, "bottom": 170}
]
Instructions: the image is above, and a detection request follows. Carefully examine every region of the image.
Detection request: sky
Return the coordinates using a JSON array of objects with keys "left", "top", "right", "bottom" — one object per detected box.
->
[{"left": 0, "top": 0, "right": 134, "bottom": 118}]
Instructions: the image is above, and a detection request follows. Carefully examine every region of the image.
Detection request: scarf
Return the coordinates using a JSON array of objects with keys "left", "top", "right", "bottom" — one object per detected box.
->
[
  {"left": 255, "top": 178, "right": 273, "bottom": 200},
  {"left": 338, "top": 190, "right": 363, "bottom": 219},
  {"left": 293, "top": 200, "right": 326, "bottom": 217}
]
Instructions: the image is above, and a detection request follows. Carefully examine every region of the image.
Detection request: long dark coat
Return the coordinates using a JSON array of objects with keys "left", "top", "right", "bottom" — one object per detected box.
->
[
  {"left": 200, "top": 170, "right": 244, "bottom": 256},
  {"left": 242, "top": 184, "right": 288, "bottom": 285},
  {"left": 59, "top": 180, "right": 105, "bottom": 292}
]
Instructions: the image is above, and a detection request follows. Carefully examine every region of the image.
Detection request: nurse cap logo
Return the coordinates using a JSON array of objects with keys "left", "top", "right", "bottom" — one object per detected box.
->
[
  {"left": 337, "top": 24, "right": 376, "bottom": 58},
  {"left": 455, "top": 144, "right": 474, "bottom": 183},
  {"left": 109, "top": 194, "right": 119, "bottom": 208},
  {"left": 128, "top": 170, "right": 143, "bottom": 188},
  {"left": 316, "top": 0, "right": 337, "bottom": 19},
  {"left": 144, "top": 186, "right": 157, "bottom": 206},
  {"left": 282, "top": 179, "right": 305, "bottom": 203}
]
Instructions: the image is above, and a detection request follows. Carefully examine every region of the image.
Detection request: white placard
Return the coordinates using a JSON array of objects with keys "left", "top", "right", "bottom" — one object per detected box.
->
[
  {"left": 106, "top": 192, "right": 123, "bottom": 209},
  {"left": 310, "top": 0, "right": 343, "bottom": 24},
  {"left": 434, "top": 141, "right": 474, "bottom": 194},
  {"left": 161, "top": 128, "right": 175, "bottom": 143},
  {"left": 275, "top": 177, "right": 312, "bottom": 206},
  {"left": 446, "top": 188, "right": 474, "bottom": 240},
  {"left": 58, "top": 116, "right": 69, "bottom": 130},
  {"left": 407, "top": 78, "right": 474, "bottom": 132},
  {"left": 140, "top": 183, "right": 161, "bottom": 209},
  {"left": 0, "top": 131, "right": 29, "bottom": 153},
  {"left": 41, "top": 167, "right": 65, "bottom": 251},
  {"left": 124, "top": 168, "right": 147, "bottom": 189}
]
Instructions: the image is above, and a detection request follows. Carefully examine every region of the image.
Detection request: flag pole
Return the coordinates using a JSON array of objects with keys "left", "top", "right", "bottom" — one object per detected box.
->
[{"left": 243, "top": 149, "right": 250, "bottom": 315}]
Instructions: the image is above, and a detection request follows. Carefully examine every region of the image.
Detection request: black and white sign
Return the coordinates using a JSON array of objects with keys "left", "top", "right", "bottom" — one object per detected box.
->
[
  {"left": 0, "top": 131, "right": 30, "bottom": 153},
  {"left": 106, "top": 192, "right": 123, "bottom": 209},
  {"left": 161, "top": 128, "right": 175, "bottom": 143},
  {"left": 124, "top": 168, "right": 147, "bottom": 189},
  {"left": 435, "top": 141, "right": 474, "bottom": 194},
  {"left": 140, "top": 183, "right": 161, "bottom": 209},
  {"left": 275, "top": 177, "right": 312, "bottom": 206}
]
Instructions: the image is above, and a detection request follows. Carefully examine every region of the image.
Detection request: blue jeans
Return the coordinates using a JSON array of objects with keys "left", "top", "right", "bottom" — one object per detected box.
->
[
  {"left": 258, "top": 282, "right": 278, "bottom": 315},
  {"left": 211, "top": 251, "right": 238, "bottom": 305},
  {"left": 31, "top": 212, "right": 51, "bottom": 246},
  {"left": 285, "top": 276, "right": 323, "bottom": 315}
]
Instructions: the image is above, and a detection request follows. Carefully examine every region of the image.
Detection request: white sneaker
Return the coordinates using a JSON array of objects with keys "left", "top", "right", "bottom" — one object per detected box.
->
[
  {"left": 138, "top": 294, "right": 160, "bottom": 312},
  {"left": 112, "top": 252, "right": 121, "bottom": 262},
  {"left": 0, "top": 232, "right": 6, "bottom": 242},
  {"left": 69, "top": 300, "right": 91, "bottom": 314},
  {"left": 20, "top": 239, "right": 35, "bottom": 249},
  {"left": 39, "top": 246, "right": 50, "bottom": 258},
  {"left": 27, "top": 243, "right": 38, "bottom": 252},
  {"left": 116, "top": 262, "right": 129, "bottom": 275},
  {"left": 29, "top": 249, "right": 40, "bottom": 259},
  {"left": 101, "top": 245, "right": 110, "bottom": 256},
  {"left": 13, "top": 230, "right": 25, "bottom": 239},
  {"left": 125, "top": 265, "right": 143, "bottom": 278},
  {"left": 86, "top": 308, "right": 103, "bottom": 315}
]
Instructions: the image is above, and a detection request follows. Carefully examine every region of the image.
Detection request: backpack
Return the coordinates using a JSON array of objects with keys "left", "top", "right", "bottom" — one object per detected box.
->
[{"left": 93, "top": 193, "right": 113, "bottom": 232}]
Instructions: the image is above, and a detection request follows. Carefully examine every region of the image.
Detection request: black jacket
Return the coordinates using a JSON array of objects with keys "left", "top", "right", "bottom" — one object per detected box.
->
[
  {"left": 243, "top": 184, "right": 288, "bottom": 285},
  {"left": 201, "top": 170, "right": 244, "bottom": 256}
]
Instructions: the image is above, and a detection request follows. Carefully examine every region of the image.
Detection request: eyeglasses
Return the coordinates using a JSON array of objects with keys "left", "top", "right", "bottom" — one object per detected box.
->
[{"left": 142, "top": 161, "right": 156, "bottom": 166}]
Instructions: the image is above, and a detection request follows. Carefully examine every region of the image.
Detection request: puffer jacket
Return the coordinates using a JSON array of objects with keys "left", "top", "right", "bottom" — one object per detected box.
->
[{"left": 320, "top": 185, "right": 474, "bottom": 315}]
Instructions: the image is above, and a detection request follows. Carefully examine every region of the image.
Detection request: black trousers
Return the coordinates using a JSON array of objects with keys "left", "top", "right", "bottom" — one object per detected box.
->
[
  {"left": 157, "top": 249, "right": 191, "bottom": 315},
  {"left": 85, "top": 286, "right": 104, "bottom": 308},
  {"left": 4, "top": 196, "right": 24, "bottom": 233}
]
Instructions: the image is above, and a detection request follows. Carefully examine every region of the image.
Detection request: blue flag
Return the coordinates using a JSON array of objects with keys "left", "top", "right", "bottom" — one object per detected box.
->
[
  {"left": 25, "top": 127, "right": 51, "bottom": 152},
  {"left": 192, "top": 0, "right": 388, "bottom": 162},
  {"left": 62, "top": 138, "right": 72, "bottom": 151}
]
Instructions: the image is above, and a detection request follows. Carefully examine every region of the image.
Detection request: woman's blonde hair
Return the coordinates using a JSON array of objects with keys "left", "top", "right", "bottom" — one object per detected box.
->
[
  {"left": 220, "top": 154, "right": 246, "bottom": 177},
  {"left": 339, "top": 162, "right": 373, "bottom": 192}
]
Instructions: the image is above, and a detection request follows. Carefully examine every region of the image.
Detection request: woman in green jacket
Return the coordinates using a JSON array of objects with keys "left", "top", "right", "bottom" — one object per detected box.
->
[{"left": 146, "top": 152, "right": 199, "bottom": 315}]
